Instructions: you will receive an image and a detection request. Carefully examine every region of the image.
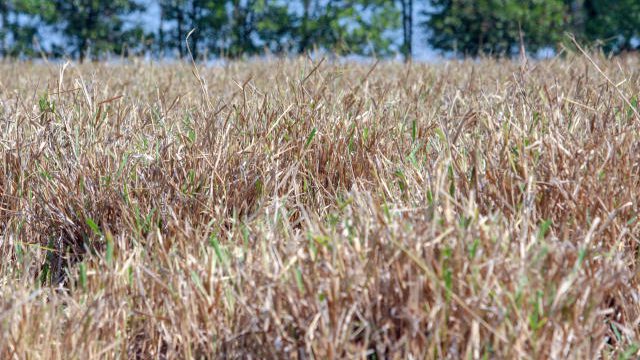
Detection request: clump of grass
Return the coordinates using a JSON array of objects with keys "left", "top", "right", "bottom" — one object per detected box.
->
[{"left": 1, "top": 55, "right": 640, "bottom": 358}]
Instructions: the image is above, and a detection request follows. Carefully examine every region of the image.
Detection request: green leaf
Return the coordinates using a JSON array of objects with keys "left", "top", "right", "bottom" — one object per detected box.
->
[
  {"left": 619, "top": 343, "right": 640, "bottom": 360},
  {"left": 79, "top": 262, "right": 87, "bottom": 291},
  {"left": 305, "top": 127, "right": 317, "bottom": 149},
  {"left": 209, "top": 234, "right": 227, "bottom": 266},
  {"left": 468, "top": 238, "right": 480, "bottom": 259},
  {"left": 105, "top": 232, "right": 114, "bottom": 265},
  {"left": 411, "top": 119, "right": 417, "bottom": 142},
  {"left": 294, "top": 266, "right": 306, "bottom": 294},
  {"left": 426, "top": 190, "right": 433, "bottom": 205},
  {"left": 86, "top": 218, "right": 102, "bottom": 237},
  {"left": 537, "top": 219, "right": 552, "bottom": 240}
]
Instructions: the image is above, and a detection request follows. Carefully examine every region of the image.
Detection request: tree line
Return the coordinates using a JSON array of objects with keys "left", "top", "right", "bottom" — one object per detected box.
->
[{"left": 0, "top": 0, "right": 638, "bottom": 62}]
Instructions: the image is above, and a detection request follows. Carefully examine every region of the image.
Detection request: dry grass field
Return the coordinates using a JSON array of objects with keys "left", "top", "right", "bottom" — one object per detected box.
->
[{"left": 1, "top": 55, "right": 639, "bottom": 358}]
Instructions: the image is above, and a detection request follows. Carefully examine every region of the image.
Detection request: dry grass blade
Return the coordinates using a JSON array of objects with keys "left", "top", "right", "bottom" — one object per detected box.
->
[{"left": 0, "top": 55, "right": 639, "bottom": 359}]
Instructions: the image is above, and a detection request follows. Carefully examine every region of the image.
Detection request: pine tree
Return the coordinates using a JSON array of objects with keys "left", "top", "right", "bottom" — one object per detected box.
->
[{"left": 424, "top": 0, "right": 567, "bottom": 57}]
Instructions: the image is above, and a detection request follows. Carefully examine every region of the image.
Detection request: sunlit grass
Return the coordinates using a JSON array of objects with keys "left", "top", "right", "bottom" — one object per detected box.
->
[{"left": 1, "top": 55, "right": 639, "bottom": 358}]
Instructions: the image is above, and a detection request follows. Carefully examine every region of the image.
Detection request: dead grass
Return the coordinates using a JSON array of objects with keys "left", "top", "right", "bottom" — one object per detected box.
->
[{"left": 0, "top": 55, "right": 639, "bottom": 359}]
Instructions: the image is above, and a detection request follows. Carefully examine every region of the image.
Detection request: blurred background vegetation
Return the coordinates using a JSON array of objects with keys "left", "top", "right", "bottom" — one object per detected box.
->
[{"left": 0, "top": 0, "right": 638, "bottom": 61}]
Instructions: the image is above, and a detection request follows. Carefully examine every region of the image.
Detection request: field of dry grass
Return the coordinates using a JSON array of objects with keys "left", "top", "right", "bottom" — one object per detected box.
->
[{"left": 0, "top": 55, "right": 639, "bottom": 358}]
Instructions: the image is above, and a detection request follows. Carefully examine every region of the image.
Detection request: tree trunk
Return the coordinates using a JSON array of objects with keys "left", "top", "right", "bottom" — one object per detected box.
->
[
  {"left": 80, "top": 6, "right": 97, "bottom": 62},
  {"left": 177, "top": 6, "right": 184, "bottom": 58},
  {"left": 231, "top": 0, "right": 248, "bottom": 57},
  {"left": 189, "top": 1, "right": 198, "bottom": 59},
  {"left": 243, "top": 0, "right": 256, "bottom": 54},
  {"left": 159, "top": 7, "right": 165, "bottom": 57},
  {"left": 568, "top": 0, "right": 592, "bottom": 36},
  {"left": 300, "top": 0, "right": 311, "bottom": 53},
  {"left": 401, "top": 0, "right": 413, "bottom": 62},
  {"left": 0, "top": 2, "right": 7, "bottom": 57},
  {"left": 79, "top": 37, "right": 87, "bottom": 63}
]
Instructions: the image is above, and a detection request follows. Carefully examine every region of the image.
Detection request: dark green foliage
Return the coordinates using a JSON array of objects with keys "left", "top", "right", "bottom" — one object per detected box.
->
[
  {"left": 0, "top": 0, "right": 54, "bottom": 57},
  {"left": 158, "top": 0, "right": 227, "bottom": 59},
  {"left": 1, "top": 0, "right": 639, "bottom": 60},
  {"left": 158, "top": 0, "right": 398, "bottom": 59},
  {"left": 225, "top": 0, "right": 295, "bottom": 58},
  {"left": 399, "top": 0, "right": 414, "bottom": 60},
  {"left": 158, "top": 0, "right": 296, "bottom": 59},
  {"left": 424, "top": 0, "right": 567, "bottom": 57},
  {"left": 45, "top": 0, "right": 144, "bottom": 61},
  {"left": 580, "top": 0, "right": 640, "bottom": 53},
  {"left": 292, "top": 0, "right": 400, "bottom": 56}
]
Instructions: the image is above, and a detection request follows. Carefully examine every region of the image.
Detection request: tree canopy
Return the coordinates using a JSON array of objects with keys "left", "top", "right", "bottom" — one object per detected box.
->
[
  {"left": 424, "top": 0, "right": 567, "bottom": 56},
  {"left": 581, "top": 0, "right": 640, "bottom": 53},
  {"left": 0, "top": 0, "right": 638, "bottom": 61},
  {"left": 46, "top": 0, "right": 144, "bottom": 61}
]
